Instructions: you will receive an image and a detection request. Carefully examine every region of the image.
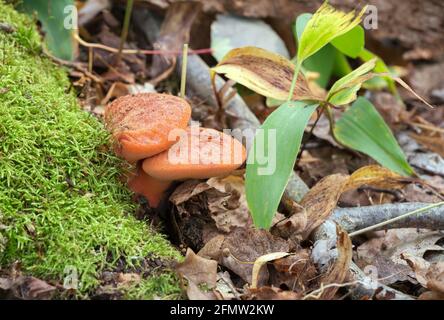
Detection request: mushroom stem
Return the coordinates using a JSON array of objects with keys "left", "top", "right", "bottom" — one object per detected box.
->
[{"left": 127, "top": 167, "right": 172, "bottom": 207}]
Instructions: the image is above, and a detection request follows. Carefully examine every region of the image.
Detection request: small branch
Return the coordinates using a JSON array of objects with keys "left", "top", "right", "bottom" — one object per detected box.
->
[
  {"left": 73, "top": 32, "right": 212, "bottom": 56},
  {"left": 42, "top": 46, "right": 102, "bottom": 83},
  {"left": 349, "top": 201, "right": 444, "bottom": 237},
  {"left": 409, "top": 121, "right": 444, "bottom": 134},
  {"left": 331, "top": 202, "right": 444, "bottom": 233},
  {"left": 115, "top": 0, "right": 134, "bottom": 66}
]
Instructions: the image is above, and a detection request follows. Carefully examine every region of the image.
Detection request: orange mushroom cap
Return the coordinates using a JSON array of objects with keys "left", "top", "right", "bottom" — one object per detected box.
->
[
  {"left": 142, "top": 127, "right": 247, "bottom": 181},
  {"left": 105, "top": 93, "right": 191, "bottom": 162}
]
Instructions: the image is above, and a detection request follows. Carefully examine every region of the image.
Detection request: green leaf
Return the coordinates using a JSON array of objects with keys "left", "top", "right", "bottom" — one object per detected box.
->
[
  {"left": 19, "top": 0, "right": 74, "bottom": 60},
  {"left": 246, "top": 102, "right": 318, "bottom": 229},
  {"left": 297, "top": 2, "right": 367, "bottom": 63},
  {"left": 294, "top": 14, "right": 335, "bottom": 88},
  {"left": 332, "top": 51, "right": 353, "bottom": 76},
  {"left": 303, "top": 45, "right": 336, "bottom": 88},
  {"left": 327, "top": 59, "right": 376, "bottom": 106},
  {"left": 334, "top": 97, "right": 414, "bottom": 176},
  {"left": 331, "top": 26, "right": 364, "bottom": 58}
]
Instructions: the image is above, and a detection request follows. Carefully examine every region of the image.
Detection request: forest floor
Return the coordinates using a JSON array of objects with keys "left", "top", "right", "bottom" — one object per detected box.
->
[{"left": 1, "top": 0, "right": 444, "bottom": 300}]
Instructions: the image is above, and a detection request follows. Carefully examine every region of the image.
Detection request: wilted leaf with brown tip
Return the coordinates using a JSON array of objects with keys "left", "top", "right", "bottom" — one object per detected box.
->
[
  {"left": 343, "top": 165, "right": 409, "bottom": 192},
  {"left": 212, "top": 47, "right": 324, "bottom": 101}
]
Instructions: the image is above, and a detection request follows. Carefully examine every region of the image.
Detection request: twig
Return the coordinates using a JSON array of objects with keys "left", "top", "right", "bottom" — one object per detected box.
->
[
  {"left": 349, "top": 201, "right": 444, "bottom": 237},
  {"left": 302, "top": 280, "right": 361, "bottom": 300},
  {"left": 409, "top": 122, "right": 444, "bottom": 134},
  {"left": 73, "top": 32, "right": 212, "bottom": 56},
  {"left": 331, "top": 202, "right": 444, "bottom": 233},
  {"left": 115, "top": 0, "right": 134, "bottom": 66},
  {"left": 180, "top": 44, "right": 188, "bottom": 98},
  {"left": 42, "top": 46, "right": 102, "bottom": 83},
  {"left": 88, "top": 47, "right": 93, "bottom": 73}
]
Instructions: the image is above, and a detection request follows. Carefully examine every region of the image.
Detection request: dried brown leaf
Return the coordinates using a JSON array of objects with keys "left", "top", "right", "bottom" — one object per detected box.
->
[
  {"left": 0, "top": 276, "right": 56, "bottom": 300},
  {"left": 315, "top": 225, "right": 352, "bottom": 300},
  {"left": 410, "top": 133, "right": 444, "bottom": 158},
  {"left": 176, "top": 248, "right": 218, "bottom": 300},
  {"left": 301, "top": 174, "right": 350, "bottom": 239},
  {"left": 244, "top": 286, "right": 301, "bottom": 300},
  {"left": 219, "top": 228, "right": 290, "bottom": 285}
]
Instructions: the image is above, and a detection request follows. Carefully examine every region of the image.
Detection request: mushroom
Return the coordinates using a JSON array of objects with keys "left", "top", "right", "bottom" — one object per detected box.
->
[
  {"left": 104, "top": 93, "right": 191, "bottom": 162},
  {"left": 127, "top": 165, "right": 172, "bottom": 206},
  {"left": 139, "top": 126, "right": 247, "bottom": 207}
]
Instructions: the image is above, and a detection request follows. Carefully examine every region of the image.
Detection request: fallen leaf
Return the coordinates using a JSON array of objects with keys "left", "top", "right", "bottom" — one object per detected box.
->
[
  {"left": 301, "top": 174, "right": 349, "bottom": 239},
  {"left": 343, "top": 165, "right": 408, "bottom": 192},
  {"left": 176, "top": 249, "right": 218, "bottom": 300},
  {"left": 218, "top": 228, "right": 290, "bottom": 285},
  {"left": 282, "top": 165, "right": 413, "bottom": 239},
  {"left": 0, "top": 276, "right": 56, "bottom": 300},
  {"left": 402, "top": 252, "right": 444, "bottom": 296},
  {"left": 244, "top": 286, "right": 301, "bottom": 300},
  {"left": 356, "top": 229, "right": 444, "bottom": 285},
  {"left": 214, "top": 271, "right": 239, "bottom": 300},
  {"left": 314, "top": 225, "right": 352, "bottom": 300},
  {"left": 212, "top": 46, "right": 324, "bottom": 101},
  {"left": 418, "top": 291, "right": 444, "bottom": 300},
  {"left": 176, "top": 248, "right": 217, "bottom": 287},
  {"left": 270, "top": 249, "right": 317, "bottom": 292}
]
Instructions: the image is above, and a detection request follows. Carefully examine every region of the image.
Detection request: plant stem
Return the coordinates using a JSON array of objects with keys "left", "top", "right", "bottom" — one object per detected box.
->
[
  {"left": 349, "top": 201, "right": 444, "bottom": 237},
  {"left": 287, "top": 62, "right": 301, "bottom": 101},
  {"left": 180, "top": 44, "right": 189, "bottom": 98},
  {"left": 295, "top": 107, "right": 323, "bottom": 167},
  {"left": 115, "top": 0, "right": 134, "bottom": 66}
]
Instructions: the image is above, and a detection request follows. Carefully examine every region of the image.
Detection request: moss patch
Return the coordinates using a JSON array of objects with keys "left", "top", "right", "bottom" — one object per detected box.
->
[{"left": 0, "top": 2, "right": 180, "bottom": 298}]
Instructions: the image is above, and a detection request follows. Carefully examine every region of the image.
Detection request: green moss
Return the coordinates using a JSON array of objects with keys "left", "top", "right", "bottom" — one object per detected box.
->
[
  {"left": 0, "top": 1, "right": 180, "bottom": 298},
  {"left": 124, "top": 273, "right": 182, "bottom": 300}
]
